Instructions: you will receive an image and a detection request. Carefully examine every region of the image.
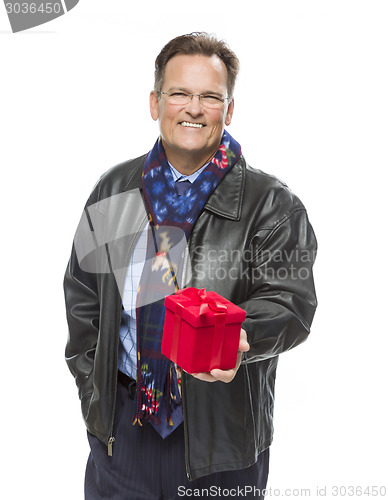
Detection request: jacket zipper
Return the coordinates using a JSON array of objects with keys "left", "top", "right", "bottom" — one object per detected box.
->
[
  {"left": 181, "top": 372, "right": 192, "bottom": 480},
  {"left": 181, "top": 245, "right": 192, "bottom": 480},
  {"left": 106, "top": 210, "right": 149, "bottom": 456},
  {"left": 107, "top": 436, "right": 115, "bottom": 457},
  {"left": 105, "top": 267, "right": 122, "bottom": 457}
]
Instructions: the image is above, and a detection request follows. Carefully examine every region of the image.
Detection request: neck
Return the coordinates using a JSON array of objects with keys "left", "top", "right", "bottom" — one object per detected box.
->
[{"left": 163, "top": 143, "right": 218, "bottom": 176}]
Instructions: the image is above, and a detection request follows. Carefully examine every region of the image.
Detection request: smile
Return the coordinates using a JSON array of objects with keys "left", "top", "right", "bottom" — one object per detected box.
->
[{"left": 180, "top": 121, "right": 204, "bottom": 128}]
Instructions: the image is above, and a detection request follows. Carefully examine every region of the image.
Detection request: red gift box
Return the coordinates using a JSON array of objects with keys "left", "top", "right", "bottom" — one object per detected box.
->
[{"left": 162, "top": 287, "right": 246, "bottom": 374}]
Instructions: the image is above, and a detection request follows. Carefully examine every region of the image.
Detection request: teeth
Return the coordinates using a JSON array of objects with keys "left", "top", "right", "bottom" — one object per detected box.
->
[{"left": 181, "top": 121, "right": 204, "bottom": 128}]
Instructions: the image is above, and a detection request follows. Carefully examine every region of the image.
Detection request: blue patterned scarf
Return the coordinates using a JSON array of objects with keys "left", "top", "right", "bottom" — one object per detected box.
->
[{"left": 134, "top": 130, "right": 241, "bottom": 429}]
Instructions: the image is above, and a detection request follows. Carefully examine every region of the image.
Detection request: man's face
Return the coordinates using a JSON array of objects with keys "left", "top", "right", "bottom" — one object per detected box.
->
[{"left": 150, "top": 54, "right": 234, "bottom": 169}]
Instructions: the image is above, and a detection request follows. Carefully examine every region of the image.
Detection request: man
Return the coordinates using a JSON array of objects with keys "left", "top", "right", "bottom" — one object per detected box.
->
[{"left": 64, "top": 32, "right": 317, "bottom": 499}]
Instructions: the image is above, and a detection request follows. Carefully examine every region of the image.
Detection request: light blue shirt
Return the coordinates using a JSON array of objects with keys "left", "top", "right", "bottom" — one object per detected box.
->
[{"left": 168, "top": 161, "right": 208, "bottom": 183}]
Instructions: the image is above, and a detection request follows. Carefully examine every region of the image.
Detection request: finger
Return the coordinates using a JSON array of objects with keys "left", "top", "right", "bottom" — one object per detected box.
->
[
  {"left": 190, "top": 372, "right": 217, "bottom": 383},
  {"left": 239, "top": 339, "right": 250, "bottom": 352},
  {"left": 209, "top": 368, "right": 236, "bottom": 383},
  {"left": 239, "top": 329, "right": 250, "bottom": 352}
]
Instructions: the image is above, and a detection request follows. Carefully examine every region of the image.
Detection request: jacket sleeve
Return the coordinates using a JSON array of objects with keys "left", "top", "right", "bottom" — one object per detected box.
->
[
  {"left": 240, "top": 207, "right": 317, "bottom": 362},
  {"left": 64, "top": 187, "right": 101, "bottom": 402}
]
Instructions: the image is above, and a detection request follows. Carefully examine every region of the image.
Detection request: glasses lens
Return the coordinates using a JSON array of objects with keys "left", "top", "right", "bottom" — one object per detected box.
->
[
  {"left": 168, "top": 92, "right": 191, "bottom": 105},
  {"left": 201, "top": 95, "right": 225, "bottom": 108}
]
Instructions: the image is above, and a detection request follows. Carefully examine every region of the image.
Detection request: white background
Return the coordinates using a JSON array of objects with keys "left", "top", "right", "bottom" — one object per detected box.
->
[{"left": 1, "top": 1, "right": 387, "bottom": 498}]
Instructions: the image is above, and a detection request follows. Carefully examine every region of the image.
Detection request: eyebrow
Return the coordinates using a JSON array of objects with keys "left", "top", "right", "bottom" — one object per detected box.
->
[{"left": 167, "top": 86, "right": 225, "bottom": 98}]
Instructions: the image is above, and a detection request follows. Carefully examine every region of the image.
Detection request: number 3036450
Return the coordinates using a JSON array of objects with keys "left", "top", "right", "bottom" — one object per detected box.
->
[
  {"left": 331, "top": 485, "right": 387, "bottom": 497},
  {"left": 5, "top": 3, "right": 62, "bottom": 14}
]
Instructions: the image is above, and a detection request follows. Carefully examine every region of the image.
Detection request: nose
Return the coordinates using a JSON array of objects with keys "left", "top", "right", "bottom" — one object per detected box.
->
[{"left": 185, "top": 95, "right": 204, "bottom": 116}]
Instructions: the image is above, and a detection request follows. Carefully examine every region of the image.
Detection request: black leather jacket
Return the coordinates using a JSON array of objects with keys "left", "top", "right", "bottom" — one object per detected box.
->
[{"left": 64, "top": 154, "right": 317, "bottom": 481}]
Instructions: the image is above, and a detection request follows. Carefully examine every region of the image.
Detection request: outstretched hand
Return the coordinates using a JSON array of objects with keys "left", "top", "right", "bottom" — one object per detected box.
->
[{"left": 190, "top": 329, "right": 249, "bottom": 383}]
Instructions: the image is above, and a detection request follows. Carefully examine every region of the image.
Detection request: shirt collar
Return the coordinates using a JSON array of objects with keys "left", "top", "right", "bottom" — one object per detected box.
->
[{"left": 168, "top": 161, "right": 209, "bottom": 183}]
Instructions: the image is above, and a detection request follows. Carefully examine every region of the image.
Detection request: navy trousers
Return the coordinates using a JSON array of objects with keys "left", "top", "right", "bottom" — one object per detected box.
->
[{"left": 85, "top": 377, "right": 269, "bottom": 499}]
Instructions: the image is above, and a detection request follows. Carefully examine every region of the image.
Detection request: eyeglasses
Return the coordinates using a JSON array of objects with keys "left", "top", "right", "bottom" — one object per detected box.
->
[{"left": 158, "top": 91, "right": 229, "bottom": 109}]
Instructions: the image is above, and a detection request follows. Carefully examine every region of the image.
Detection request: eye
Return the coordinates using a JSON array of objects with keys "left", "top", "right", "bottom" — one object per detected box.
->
[
  {"left": 204, "top": 95, "right": 222, "bottom": 101},
  {"left": 201, "top": 95, "right": 223, "bottom": 104},
  {"left": 170, "top": 92, "right": 189, "bottom": 98}
]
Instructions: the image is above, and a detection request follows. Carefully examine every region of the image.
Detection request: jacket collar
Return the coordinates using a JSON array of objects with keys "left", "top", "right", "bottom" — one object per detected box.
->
[
  {"left": 124, "top": 154, "right": 146, "bottom": 191},
  {"left": 204, "top": 156, "right": 245, "bottom": 221},
  {"left": 128, "top": 154, "right": 245, "bottom": 222}
]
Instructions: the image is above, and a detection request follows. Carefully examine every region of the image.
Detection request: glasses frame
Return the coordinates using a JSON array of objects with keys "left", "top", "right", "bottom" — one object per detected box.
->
[{"left": 157, "top": 90, "right": 230, "bottom": 108}]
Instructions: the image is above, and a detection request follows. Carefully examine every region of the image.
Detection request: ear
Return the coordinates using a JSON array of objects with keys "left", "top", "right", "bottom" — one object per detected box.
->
[
  {"left": 224, "top": 98, "right": 234, "bottom": 126},
  {"left": 150, "top": 91, "right": 159, "bottom": 121}
]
